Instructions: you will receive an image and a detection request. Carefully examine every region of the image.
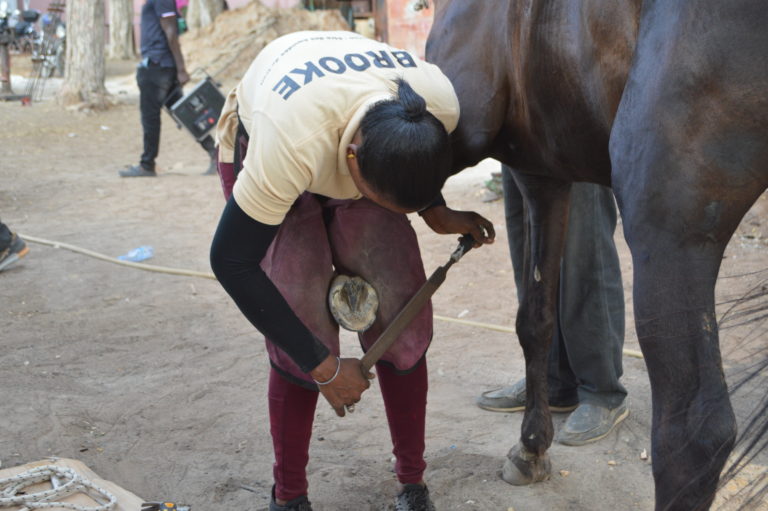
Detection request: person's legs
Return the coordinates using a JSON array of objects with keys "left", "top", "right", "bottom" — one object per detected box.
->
[
  {"left": 238, "top": 194, "right": 337, "bottom": 506},
  {"left": 221, "top": 195, "right": 339, "bottom": 510},
  {"left": 136, "top": 65, "right": 177, "bottom": 171},
  {"left": 556, "top": 182, "right": 628, "bottom": 445},
  {"left": 558, "top": 182, "right": 627, "bottom": 408},
  {"left": 200, "top": 134, "right": 218, "bottom": 175},
  {"left": 378, "top": 359, "right": 436, "bottom": 511},
  {"left": 546, "top": 318, "right": 580, "bottom": 405},
  {"left": 376, "top": 359, "right": 428, "bottom": 484},
  {"left": 501, "top": 166, "right": 525, "bottom": 295},
  {"left": 268, "top": 367, "right": 318, "bottom": 504}
]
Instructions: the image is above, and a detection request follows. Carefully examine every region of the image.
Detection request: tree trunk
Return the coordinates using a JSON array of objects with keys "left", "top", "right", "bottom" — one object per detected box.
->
[
  {"left": 58, "top": 0, "right": 110, "bottom": 109},
  {"left": 107, "top": 0, "right": 136, "bottom": 60},
  {"left": 186, "top": 0, "right": 224, "bottom": 31}
]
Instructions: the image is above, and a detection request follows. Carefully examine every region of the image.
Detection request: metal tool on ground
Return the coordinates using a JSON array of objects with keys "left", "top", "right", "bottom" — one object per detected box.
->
[
  {"left": 141, "top": 502, "right": 191, "bottom": 511},
  {"left": 359, "top": 234, "right": 476, "bottom": 373}
]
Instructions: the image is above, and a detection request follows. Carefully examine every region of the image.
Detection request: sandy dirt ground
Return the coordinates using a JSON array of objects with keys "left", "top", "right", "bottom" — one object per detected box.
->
[{"left": 0, "top": 57, "right": 766, "bottom": 511}]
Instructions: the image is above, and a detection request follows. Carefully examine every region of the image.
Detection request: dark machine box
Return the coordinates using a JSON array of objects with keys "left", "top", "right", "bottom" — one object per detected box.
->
[{"left": 168, "top": 77, "right": 225, "bottom": 141}]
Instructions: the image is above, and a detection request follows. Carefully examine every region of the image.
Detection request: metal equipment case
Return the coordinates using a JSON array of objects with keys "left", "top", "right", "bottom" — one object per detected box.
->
[{"left": 167, "top": 77, "right": 225, "bottom": 142}]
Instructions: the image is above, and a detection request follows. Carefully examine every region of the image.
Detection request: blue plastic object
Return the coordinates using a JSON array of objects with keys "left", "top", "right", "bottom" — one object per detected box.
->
[{"left": 118, "top": 245, "right": 154, "bottom": 262}]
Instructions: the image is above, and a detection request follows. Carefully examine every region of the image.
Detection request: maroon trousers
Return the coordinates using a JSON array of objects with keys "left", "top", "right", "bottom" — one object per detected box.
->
[{"left": 269, "top": 360, "right": 428, "bottom": 502}]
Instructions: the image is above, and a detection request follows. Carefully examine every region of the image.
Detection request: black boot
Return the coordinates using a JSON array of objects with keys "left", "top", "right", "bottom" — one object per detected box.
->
[
  {"left": 269, "top": 486, "right": 313, "bottom": 511},
  {"left": 395, "top": 484, "right": 435, "bottom": 511}
]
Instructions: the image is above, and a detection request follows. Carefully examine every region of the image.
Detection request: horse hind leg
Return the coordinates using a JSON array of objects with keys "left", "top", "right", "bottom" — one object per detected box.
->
[
  {"left": 626, "top": 231, "right": 740, "bottom": 510},
  {"left": 611, "top": 136, "right": 765, "bottom": 509},
  {"left": 611, "top": 111, "right": 767, "bottom": 511},
  {"left": 608, "top": 0, "right": 768, "bottom": 500},
  {"left": 500, "top": 172, "right": 571, "bottom": 486}
]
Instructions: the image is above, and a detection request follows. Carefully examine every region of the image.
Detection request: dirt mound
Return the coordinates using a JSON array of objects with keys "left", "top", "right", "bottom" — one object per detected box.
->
[{"left": 181, "top": 2, "right": 351, "bottom": 88}]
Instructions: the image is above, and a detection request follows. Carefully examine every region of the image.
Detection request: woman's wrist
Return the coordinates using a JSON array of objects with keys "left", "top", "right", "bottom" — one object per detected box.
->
[
  {"left": 417, "top": 193, "right": 447, "bottom": 216},
  {"left": 311, "top": 355, "right": 341, "bottom": 385}
]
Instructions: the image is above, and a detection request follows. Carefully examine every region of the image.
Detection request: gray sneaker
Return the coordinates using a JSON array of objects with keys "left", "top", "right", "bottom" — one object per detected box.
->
[
  {"left": 557, "top": 400, "right": 629, "bottom": 446},
  {"left": 477, "top": 379, "right": 578, "bottom": 413}
]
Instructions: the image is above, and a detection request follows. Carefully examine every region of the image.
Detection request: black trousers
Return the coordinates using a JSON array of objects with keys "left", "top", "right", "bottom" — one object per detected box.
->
[{"left": 136, "top": 64, "right": 180, "bottom": 170}]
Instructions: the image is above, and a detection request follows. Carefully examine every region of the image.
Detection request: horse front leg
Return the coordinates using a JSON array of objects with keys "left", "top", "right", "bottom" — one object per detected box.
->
[{"left": 501, "top": 173, "right": 572, "bottom": 485}]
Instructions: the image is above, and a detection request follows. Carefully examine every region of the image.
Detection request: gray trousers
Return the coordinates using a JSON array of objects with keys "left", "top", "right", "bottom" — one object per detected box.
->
[{"left": 503, "top": 166, "right": 627, "bottom": 408}]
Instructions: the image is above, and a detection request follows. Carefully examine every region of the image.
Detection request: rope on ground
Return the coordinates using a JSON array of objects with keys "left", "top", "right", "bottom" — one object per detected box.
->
[
  {"left": 434, "top": 314, "right": 516, "bottom": 333},
  {"left": 434, "top": 315, "right": 643, "bottom": 359},
  {"left": 0, "top": 464, "right": 117, "bottom": 510},
  {"left": 20, "top": 234, "right": 216, "bottom": 280},
  {"left": 21, "top": 234, "right": 644, "bottom": 359}
]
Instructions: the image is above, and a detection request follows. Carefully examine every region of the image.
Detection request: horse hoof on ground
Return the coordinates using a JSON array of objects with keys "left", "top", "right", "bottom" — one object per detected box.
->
[{"left": 501, "top": 443, "right": 551, "bottom": 486}]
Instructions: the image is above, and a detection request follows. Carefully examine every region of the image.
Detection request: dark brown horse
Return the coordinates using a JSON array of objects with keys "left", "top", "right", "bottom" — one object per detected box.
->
[{"left": 425, "top": 1, "right": 768, "bottom": 509}]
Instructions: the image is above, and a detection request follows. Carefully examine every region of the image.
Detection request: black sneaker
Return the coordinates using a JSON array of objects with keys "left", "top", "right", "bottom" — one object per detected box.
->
[
  {"left": 119, "top": 164, "right": 156, "bottom": 177},
  {"left": 395, "top": 484, "right": 435, "bottom": 511},
  {"left": 269, "top": 487, "right": 313, "bottom": 511},
  {"left": 0, "top": 232, "right": 29, "bottom": 271}
]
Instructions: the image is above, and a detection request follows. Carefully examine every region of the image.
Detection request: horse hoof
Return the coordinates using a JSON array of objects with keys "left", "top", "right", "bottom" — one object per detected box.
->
[{"left": 501, "top": 443, "right": 551, "bottom": 486}]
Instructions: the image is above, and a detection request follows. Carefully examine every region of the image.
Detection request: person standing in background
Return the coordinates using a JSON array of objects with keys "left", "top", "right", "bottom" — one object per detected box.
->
[{"left": 120, "top": 0, "right": 215, "bottom": 177}]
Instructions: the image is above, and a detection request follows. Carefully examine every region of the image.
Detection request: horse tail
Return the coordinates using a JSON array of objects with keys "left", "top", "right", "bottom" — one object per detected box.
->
[{"left": 716, "top": 271, "right": 768, "bottom": 509}]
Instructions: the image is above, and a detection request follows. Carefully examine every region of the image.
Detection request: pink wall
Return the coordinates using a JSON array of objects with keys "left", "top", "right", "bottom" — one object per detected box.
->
[
  {"left": 27, "top": 0, "right": 54, "bottom": 15},
  {"left": 257, "top": 0, "right": 300, "bottom": 7},
  {"left": 26, "top": 0, "right": 66, "bottom": 20},
  {"left": 384, "top": 0, "right": 432, "bottom": 59}
]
